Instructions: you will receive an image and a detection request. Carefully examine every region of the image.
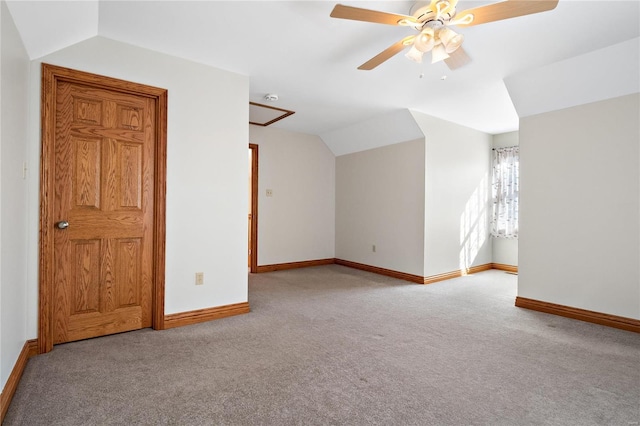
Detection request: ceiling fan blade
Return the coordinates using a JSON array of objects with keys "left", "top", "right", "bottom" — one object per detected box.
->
[
  {"left": 358, "top": 36, "right": 415, "bottom": 70},
  {"left": 455, "top": 0, "right": 559, "bottom": 27},
  {"left": 330, "top": 4, "right": 418, "bottom": 26},
  {"left": 445, "top": 47, "right": 471, "bottom": 70}
]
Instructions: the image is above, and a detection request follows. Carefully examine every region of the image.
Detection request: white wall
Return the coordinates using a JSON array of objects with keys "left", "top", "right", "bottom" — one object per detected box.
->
[
  {"left": 249, "top": 125, "right": 335, "bottom": 265},
  {"left": 493, "top": 131, "right": 519, "bottom": 150},
  {"left": 320, "top": 109, "right": 423, "bottom": 157},
  {"left": 26, "top": 37, "right": 250, "bottom": 327},
  {"left": 1, "top": 0, "right": 30, "bottom": 389},
  {"left": 335, "top": 139, "right": 426, "bottom": 276},
  {"left": 411, "top": 111, "right": 492, "bottom": 277},
  {"left": 491, "top": 131, "right": 519, "bottom": 267},
  {"left": 519, "top": 94, "right": 639, "bottom": 319},
  {"left": 334, "top": 111, "right": 492, "bottom": 279}
]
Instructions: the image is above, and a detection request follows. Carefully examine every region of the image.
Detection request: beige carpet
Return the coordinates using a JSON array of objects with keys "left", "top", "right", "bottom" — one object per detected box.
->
[{"left": 5, "top": 266, "right": 640, "bottom": 425}]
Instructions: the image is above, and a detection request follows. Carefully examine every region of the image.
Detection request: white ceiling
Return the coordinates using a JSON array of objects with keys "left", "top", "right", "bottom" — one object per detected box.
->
[{"left": 6, "top": 0, "right": 640, "bottom": 136}]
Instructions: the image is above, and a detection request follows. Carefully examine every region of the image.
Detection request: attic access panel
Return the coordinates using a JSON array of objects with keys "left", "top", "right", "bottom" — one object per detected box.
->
[{"left": 249, "top": 102, "right": 295, "bottom": 126}]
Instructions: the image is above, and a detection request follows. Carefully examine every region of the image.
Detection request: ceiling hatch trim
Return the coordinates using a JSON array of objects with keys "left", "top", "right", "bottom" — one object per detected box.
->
[{"left": 249, "top": 102, "right": 295, "bottom": 127}]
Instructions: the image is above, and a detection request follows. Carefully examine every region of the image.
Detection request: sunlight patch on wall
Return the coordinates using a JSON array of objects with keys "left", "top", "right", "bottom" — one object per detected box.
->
[{"left": 459, "top": 174, "right": 489, "bottom": 273}]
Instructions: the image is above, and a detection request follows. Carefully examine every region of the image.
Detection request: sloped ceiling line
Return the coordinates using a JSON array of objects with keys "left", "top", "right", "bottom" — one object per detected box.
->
[
  {"left": 320, "top": 109, "right": 425, "bottom": 157},
  {"left": 5, "top": 0, "right": 639, "bottom": 138},
  {"left": 505, "top": 37, "right": 640, "bottom": 118}
]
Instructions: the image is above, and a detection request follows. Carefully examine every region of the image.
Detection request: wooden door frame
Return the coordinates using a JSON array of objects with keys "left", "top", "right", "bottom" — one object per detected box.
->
[
  {"left": 39, "top": 64, "right": 168, "bottom": 354},
  {"left": 249, "top": 144, "right": 259, "bottom": 273}
]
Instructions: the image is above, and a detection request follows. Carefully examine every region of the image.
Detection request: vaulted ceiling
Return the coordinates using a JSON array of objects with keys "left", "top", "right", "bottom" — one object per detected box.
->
[{"left": 6, "top": 1, "right": 640, "bottom": 136}]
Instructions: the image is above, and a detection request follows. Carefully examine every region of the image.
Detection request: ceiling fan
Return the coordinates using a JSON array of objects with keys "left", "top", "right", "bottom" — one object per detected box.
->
[{"left": 330, "top": 0, "right": 559, "bottom": 70}]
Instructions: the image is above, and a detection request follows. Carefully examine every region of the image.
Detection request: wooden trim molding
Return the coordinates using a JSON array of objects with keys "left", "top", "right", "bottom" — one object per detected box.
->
[
  {"left": 1, "top": 340, "right": 38, "bottom": 422},
  {"left": 249, "top": 102, "right": 295, "bottom": 126},
  {"left": 256, "top": 259, "right": 500, "bottom": 285},
  {"left": 39, "top": 63, "right": 56, "bottom": 354},
  {"left": 423, "top": 270, "right": 461, "bottom": 285},
  {"left": 26, "top": 340, "right": 39, "bottom": 358},
  {"left": 467, "top": 264, "right": 492, "bottom": 274},
  {"left": 153, "top": 87, "right": 168, "bottom": 331},
  {"left": 335, "top": 259, "right": 424, "bottom": 284},
  {"left": 424, "top": 264, "right": 492, "bottom": 284},
  {"left": 163, "top": 302, "right": 251, "bottom": 329},
  {"left": 335, "top": 260, "right": 492, "bottom": 285},
  {"left": 249, "top": 144, "right": 259, "bottom": 273},
  {"left": 39, "top": 64, "right": 168, "bottom": 351},
  {"left": 491, "top": 263, "right": 518, "bottom": 273},
  {"left": 515, "top": 297, "right": 640, "bottom": 333},
  {"left": 257, "top": 258, "right": 336, "bottom": 273}
]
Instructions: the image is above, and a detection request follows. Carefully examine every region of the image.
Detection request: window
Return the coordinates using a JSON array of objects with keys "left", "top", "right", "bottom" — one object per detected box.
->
[{"left": 491, "top": 147, "right": 519, "bottom": 238}]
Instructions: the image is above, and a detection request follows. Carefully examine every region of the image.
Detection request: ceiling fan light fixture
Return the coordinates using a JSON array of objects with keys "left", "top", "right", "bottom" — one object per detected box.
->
[
  {"left": 403, "top": 36, "right": 416, "bottom": 46},
  {"left": 414, "top": 28, "right": 435, "bottom": 52},
  {"left": 438, "top": 27, "right": 464, "bottom": 53},
  {"left": 431, "top": 43, "right": 450, "bottom": 63},
  {"left": 405, "top": 45, "right": 424, "bottom": 63},
  {"left": 435, "top": 0, "right": 453, "bottom": 17},
  {"left": 449, "top": 13, "right": 474, "bottom": 26},
  {"left": 397, "top": 18, "right": 418, "bottom": 27}
]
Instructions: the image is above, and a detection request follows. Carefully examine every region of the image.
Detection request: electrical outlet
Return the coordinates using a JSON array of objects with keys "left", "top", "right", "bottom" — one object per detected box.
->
[
  {"left": 372, "top": 244, "right": 376, "bottom": 253},
  {"left": 266, "top": 189, "right": 273, "bottom": 197},
  {"left": 195, "top": 272, "right": 204, "bottom": 285}
]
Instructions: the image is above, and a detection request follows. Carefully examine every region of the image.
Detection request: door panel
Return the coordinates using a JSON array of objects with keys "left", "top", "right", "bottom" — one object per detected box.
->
[
  {"left": 71, "top": 239, "right": 101, "bottom": 314},
  {"left": 52, "top": 80, "right": 154, "bottom": 344}
]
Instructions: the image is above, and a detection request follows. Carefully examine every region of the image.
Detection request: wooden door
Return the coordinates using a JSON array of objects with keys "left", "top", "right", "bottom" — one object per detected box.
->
[{"left": 40, "top": 64, "right": 168, "bottom": 351}]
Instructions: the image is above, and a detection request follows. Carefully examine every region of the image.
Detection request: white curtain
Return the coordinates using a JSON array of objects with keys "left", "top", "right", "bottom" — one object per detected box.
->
[{"left": 491, "top": 147, "right": 519, "bottom": 238}]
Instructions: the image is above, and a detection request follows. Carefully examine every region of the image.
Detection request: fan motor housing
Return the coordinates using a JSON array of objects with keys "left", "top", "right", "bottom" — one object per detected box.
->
[{"left": 410, "top": 1, "right": 454, "bottom": 27}]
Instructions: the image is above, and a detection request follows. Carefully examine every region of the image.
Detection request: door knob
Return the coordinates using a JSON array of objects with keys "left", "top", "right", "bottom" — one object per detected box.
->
[{"left": 56, "top": 221, "right": 69, "bottom": 229}]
